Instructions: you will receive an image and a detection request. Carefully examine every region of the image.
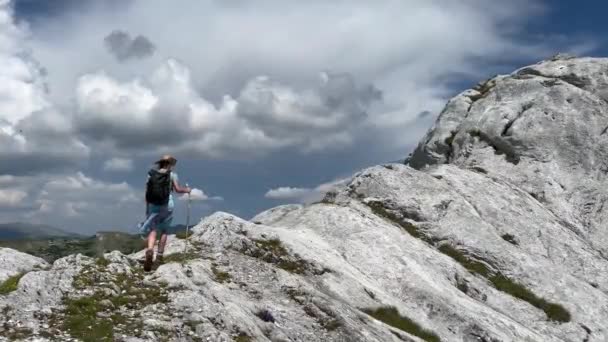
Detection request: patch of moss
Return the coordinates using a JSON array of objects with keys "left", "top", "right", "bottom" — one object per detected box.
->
[
  {"left": 0, "top": 272, "right": 26, "bottom": 295},
  {"left": 361, "top": 306, "right": 441, "bottom": 342}
]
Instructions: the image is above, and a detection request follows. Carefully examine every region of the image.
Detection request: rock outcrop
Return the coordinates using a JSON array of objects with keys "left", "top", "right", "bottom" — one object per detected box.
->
[{"left": 2, "top": 56, "right": 608, "bottom": 342}]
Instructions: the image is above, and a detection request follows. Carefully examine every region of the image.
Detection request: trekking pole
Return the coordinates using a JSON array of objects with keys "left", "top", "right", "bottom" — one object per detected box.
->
[{"left": 185, "top": 183, "right": 191, "bottom": 253}]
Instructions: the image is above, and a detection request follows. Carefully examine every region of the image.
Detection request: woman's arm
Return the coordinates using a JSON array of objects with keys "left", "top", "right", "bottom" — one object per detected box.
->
[{"left": 172, "top": 179, "right": 191, "bottom": 194}]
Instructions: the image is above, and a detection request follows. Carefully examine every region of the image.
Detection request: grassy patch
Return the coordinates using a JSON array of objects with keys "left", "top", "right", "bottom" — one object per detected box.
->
[
  {"left": 361, "top": 306, "right": 440, "bottom": 342},
  {"left": 62, "top": 296, "right": 114, "bottom": 342},
  {"left": 0, "top": 273, "right": 26, "bottom": 295},
  {"left": 247, "top": 238, "right": 309, "bottom": 274},
  {"left": 95, "top": 257, "right": 110, "bottom": 268},
  {"left": 489, "top": 274, "right": 570, "bottom": 322},
  {"left": 211, "top": 264, "right": 232, "bottom": 283},
  {"left": 365, "top": 201, "right": 437, "bottom": 244},
  {"left": 438, "top": 244, "right": 570, "bottom": 322},
  {"left": 175, "top": 230, "right": 194, "bottom": 240},
  {"left": 438, "top": 245, "right": 491, "bottom": 277},
  {"left": 163, "top": 250, "right": 201, "bottom": 264},
  {"left": 49, "top": 261, "right": 170, "bottom": 340},
  {"left": 234, "top": 332, "right": 253, "bottom": 342}
]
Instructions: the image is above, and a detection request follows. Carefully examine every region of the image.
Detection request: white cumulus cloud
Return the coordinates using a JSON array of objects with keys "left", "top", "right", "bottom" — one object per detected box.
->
[
  {"left": 20, "top": 0, "right": 592, "bottom": 160},
  {"left": 103, "top": 158, "right": 134, "bottom": 172},
  {"left": 265, "top": 177, "right": 350, "bottom": 203},
  {"left": 178, "top": 188, "right": 223, "bottom": 202},
  {"left": 0, "top": 1, "right": 89, "bottom": 175},
  {"left": 0, "top": 189, "right": 27, "bottom": 208},
  {"left": 72, "top": 59, "right": 379, "bottom": 157}
]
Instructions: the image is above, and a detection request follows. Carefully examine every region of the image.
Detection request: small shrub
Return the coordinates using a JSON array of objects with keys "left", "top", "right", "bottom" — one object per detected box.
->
[
  {"left": 361, "top": 306, "right": 441, "bottom": 342},
  {"left": 0, "top": 273, "right": 26, "bottom": 295}
]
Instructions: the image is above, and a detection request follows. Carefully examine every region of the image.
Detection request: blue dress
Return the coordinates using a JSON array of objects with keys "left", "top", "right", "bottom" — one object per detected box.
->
[{"left": 138, "top": 170, "right": 178, "bottom": 236}]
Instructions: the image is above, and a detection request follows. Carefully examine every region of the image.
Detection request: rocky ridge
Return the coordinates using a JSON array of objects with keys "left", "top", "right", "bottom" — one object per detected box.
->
[{"left": 2, "top": 55, "right": 608, "bottom": 341}]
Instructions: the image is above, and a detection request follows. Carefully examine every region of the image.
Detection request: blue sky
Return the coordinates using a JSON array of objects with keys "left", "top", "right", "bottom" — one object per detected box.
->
[{"left": 1, "top": 0, "right": 605, "bottom": 234}]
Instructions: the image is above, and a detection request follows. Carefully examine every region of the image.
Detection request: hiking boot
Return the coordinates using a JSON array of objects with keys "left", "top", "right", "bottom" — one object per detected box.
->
[
  {"left": 156, "top": 253, "right": 164, "bottom": 265},
  {"left": 143, "top": 249, "right": 154, "bottom": 272}
]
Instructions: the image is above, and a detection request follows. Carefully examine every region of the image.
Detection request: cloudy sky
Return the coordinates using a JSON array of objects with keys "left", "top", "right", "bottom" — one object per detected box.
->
[{"left": 0, "top": 0, "right": 603, "bottom": 234}]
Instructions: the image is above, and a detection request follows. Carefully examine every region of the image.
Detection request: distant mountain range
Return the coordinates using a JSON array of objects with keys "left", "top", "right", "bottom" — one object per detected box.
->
[{"left": 0, "top": 222, "right": 81, "bottom": 241}]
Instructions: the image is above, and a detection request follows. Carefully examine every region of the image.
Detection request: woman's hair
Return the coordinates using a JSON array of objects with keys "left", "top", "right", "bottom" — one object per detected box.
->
[{"left": 158, "top": 160, "right": 175, "bottom": 169}]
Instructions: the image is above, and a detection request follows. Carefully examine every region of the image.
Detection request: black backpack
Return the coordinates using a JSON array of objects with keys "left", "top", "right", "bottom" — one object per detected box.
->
[{"left": 146, "top": 168, "right": 172, "bottom": 205}]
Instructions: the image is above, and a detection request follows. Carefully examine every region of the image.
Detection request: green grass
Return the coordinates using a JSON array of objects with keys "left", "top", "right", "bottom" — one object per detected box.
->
[
  {"left": 361, "top": 306, "right": 441, "bottom": 342},
  {"left": 0, "top": 273, "right": 26, "bottom": 295},
  {"left": 163, "top": 250, "right": 202, "bottom": 264},
  {"left": 438, "top": 245, "right": 491, "bottom": 277},
  {"left": 62, "top": 296, "right": 114, "bottom": 342},
  {"left": 247, "top": 238, "right": 309, "bottom": 274},
  {"left": 95, "top": 257, "right": 110, "bottom": 268},
  {"left": 211, "top": 264, "right": 232, "bottom": 283},
  {"left": 489, "top": 274, "right": 570, "bottom": 322},
  {"left": 234, "top": 333, "right": 252, "bottom": 342},
  {"left": 438, "top": 244, "right": 570, "bottom": 322},
  {"left": 175, "top": 230, "right": 194, "bottom": 239},
  {"left": 365, "top": 201, "right": 438, "bottom": 244},
  {"left": 50, "top": 261, "right": 169, "bottom": 341}
]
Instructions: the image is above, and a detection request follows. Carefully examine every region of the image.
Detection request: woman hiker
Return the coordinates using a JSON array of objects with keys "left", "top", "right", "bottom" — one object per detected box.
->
[{"left": 139, "top": 154, "right": 191, "bottom": 271}]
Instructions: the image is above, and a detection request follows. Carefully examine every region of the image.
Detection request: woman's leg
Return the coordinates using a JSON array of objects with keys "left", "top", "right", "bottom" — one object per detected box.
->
[
  {"left": 156, "top": 209, "right": 173, "bottom": 263},
  {"left": 144, "top": 229, "right": 156, "bottom": 272},
  {"left": 147, "top": 229, "right": 157, "bottom": 250},
  {"left": 157, "top": 233, "right": 168, "bottom": 263}
]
